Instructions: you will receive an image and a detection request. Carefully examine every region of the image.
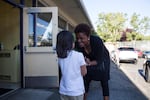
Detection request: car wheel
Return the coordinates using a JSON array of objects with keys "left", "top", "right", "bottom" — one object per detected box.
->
[
  {"left": 145, "top": 66, "right": 150, "bottom": 83},
  {"left": 134, "top": 59, "right": 137, "bottom": 64},
  {"left": 145, "top": 55, "right": 148, "bottom": 59}
]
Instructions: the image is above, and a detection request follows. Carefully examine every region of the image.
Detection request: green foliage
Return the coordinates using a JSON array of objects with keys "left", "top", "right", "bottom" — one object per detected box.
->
[
  {"left": 96, "top": 13, "right": 127, "bottom": 42},
  {"left": 130, "top": 13, "right": 150, "bottom": 34},
  {"left": 126, "top": 32, "right": 132, "bottom": 41},
  {"left": 143, "top": 35, "right": 150, "bottom": 40},
  {"left": 136, "top": 33, "right": 144, "bottom": 40},
  {"left": 96, "top": 12, "right": 150, "bottom": 42}
]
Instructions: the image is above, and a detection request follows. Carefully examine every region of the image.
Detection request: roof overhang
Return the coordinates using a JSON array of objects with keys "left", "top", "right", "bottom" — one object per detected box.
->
[{"left": 41, "top": 0, "right": 94, "bottom": 30}]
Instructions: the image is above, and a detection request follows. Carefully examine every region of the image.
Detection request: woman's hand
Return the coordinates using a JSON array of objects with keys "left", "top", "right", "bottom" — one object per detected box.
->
[
  {"left": 85, "top": 57, "right": 91, "bottom": 66},
  {"left": 85, "top": 57, "right": 97, "bottom": 66},
  {"left": 85, "top": 57, "right": 90, "bottom": 63}
]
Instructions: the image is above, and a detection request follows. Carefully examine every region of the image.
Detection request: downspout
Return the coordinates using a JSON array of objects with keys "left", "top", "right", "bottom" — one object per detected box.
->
[{"left": 20, "top": 0, "right": 24, "bottom": 88}]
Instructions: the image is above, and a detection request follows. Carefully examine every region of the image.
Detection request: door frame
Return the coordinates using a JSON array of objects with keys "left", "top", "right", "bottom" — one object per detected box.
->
[{"left": 22, "top": 7, "right": 58, "bottom": 88}]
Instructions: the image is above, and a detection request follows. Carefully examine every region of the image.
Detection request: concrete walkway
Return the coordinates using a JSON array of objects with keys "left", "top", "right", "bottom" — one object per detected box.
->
[{"left": 0, "top": 61, "right": 148, "bottom": 100}]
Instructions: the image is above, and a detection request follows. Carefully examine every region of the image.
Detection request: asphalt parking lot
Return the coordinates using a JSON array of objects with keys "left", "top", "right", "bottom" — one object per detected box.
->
[
  {"left": 87, "top": 60, "right": 149, "bottom": 100},
  {"left": 119, "top": 58, "right": 150, "bottom": 99}
]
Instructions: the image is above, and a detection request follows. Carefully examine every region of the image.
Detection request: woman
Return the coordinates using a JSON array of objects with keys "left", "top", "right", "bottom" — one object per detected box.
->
[{"left": 74, "top": 23, "right": 110, "bottom": 100}]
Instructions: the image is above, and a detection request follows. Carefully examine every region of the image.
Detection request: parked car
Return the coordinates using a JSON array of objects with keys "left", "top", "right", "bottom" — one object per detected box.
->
[
  {"left": 135, "top": 49, "right": 143, "bottom": 58},
  {"left": 118, "top": 47, "right": 138, "bottom": 64},
  {"left": 142, "top": 51, "right": 150, "bottom": 59},
  {"left": 110, "top": 50, "right": 117, "bottom": 62},
  {"left": 143, "top": 59, "right": 150, "bottom": 83},
  {"left": 110, "top": 50, "right": 120, "bottom": 66}
]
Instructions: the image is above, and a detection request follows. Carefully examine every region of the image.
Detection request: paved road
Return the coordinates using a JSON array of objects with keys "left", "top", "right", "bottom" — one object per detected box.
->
[
  {"left": 0, "top": 61, "right": 149, "bottom": 100},
  {"left": 87, "top": 61, "right": 148, "bottom": 100},
  {"left": 119, "top": 58, "right": 150, "bottom": 100}
]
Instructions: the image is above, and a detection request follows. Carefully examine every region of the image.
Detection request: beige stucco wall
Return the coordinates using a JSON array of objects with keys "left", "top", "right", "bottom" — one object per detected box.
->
[{"left": 0, "top": 1, "right": 20, "bottom": 50}]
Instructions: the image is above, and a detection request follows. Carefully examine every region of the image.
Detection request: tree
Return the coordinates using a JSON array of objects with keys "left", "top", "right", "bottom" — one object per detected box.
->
[
  {"left": 130, "top": 13, "right": 150, "bottom": 35},
  {"left": 96, "top": 13, "right": 127, "bottom": 42},
  {"left": 96, "top": 12, "right": 150, "bottom": 42},
  {"left": 143, "top": 35, "right": 150, "bottom": 40}
]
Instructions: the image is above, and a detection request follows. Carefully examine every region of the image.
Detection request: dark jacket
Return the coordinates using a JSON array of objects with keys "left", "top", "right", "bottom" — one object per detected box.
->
[{"left": 75, "top": 35, "right": 110, "bottom": 81}]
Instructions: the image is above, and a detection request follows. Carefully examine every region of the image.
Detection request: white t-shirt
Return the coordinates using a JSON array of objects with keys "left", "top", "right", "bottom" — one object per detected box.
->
[{"left": 58, "top": 50, "right": 86, "bottom": 96}]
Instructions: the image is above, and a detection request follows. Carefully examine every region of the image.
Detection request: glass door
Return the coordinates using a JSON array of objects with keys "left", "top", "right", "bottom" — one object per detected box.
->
[{"left": 23, "top": 7, "right": 59, "bottom": 88}]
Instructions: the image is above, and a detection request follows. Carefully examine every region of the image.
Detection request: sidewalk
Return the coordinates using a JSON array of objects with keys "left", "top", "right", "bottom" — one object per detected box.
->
[
  {"left": 0, "top": 61, "right": 148, "bottom": 100},
  {"left": 0, "top": 88, "right": 60, "bottom": 100}
]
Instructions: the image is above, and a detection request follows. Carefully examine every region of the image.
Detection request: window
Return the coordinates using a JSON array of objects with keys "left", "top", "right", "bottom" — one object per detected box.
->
[{"left": 28, "top": 13, "right": 53, "bottom": 47}]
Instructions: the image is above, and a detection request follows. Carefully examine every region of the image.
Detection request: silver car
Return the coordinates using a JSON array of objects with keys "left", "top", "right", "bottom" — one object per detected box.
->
[{"left": 142, "top": 51, "right": 150, "bottom": 59}]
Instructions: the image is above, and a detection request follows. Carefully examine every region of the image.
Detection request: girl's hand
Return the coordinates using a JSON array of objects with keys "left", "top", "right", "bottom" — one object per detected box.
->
[{"left": 85, "top": 57, "right": 91, "bottom": 66}]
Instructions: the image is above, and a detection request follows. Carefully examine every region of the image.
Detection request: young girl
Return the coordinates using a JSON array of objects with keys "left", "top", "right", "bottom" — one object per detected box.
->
[{"left": 56, "top": 30, "right": 87, "bottom": 100}]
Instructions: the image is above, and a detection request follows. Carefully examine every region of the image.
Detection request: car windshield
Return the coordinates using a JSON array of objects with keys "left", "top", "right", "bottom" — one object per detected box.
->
[
  {"left": 118, "top": 47, "right": 134, "bottom": 51},
  {"left": 145, "top": 51, "right": 150, "bottom": 54}
]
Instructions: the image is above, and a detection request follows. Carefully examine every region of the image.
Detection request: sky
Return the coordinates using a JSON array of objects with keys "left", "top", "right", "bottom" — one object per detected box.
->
[{"left": 82, "top": 0, "right": 150, "bottom": 31}]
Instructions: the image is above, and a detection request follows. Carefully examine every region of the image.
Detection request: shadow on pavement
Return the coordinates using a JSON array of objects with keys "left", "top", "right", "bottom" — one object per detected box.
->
[{"left": 0, "top": 60, "right": 148, "bottom": 100}]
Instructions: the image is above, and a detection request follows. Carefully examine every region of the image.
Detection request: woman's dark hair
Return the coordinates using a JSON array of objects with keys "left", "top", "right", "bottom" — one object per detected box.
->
[
  {"left": 74, "top": 23, "right": 91, "bottom": 36},
  {"left": 56, "top": 30, "right": 74, "bottom": 58}
]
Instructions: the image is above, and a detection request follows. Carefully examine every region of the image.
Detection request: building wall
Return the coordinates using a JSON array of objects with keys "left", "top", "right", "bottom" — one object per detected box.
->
[
  {"left": 0, "top": 1, "right": 20, "bottom": 50},
  {"left": 0, "top": 1, "right": 20, "bottom": 83}
]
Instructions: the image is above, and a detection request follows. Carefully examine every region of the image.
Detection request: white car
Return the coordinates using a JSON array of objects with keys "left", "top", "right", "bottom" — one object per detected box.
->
[{"left": 118, "top": 47, "right": 138, "bottom": 64}]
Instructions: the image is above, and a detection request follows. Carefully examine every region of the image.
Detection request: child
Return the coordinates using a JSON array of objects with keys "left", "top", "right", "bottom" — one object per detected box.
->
[{"left": 56, "top": 30, "right": 87, "bottom": 100}]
